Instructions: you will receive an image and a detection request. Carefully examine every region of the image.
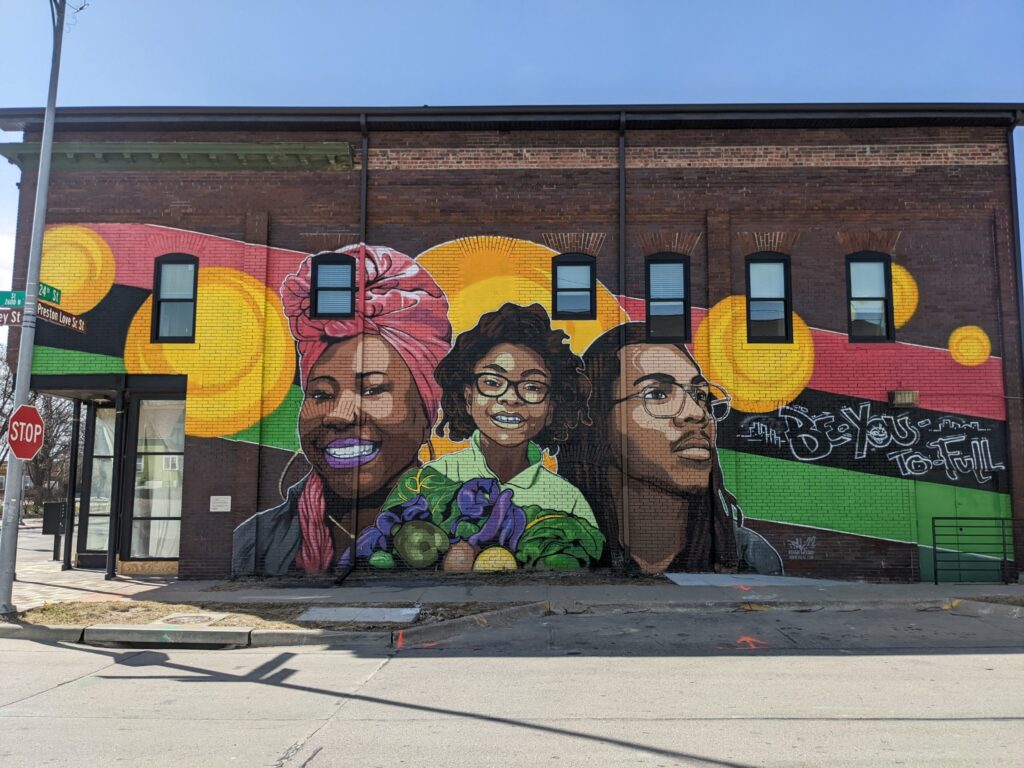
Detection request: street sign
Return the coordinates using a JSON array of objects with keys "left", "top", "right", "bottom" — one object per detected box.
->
[
  {"left": 0, "top": 308, "right": 23, "bottom": 326},
  {"left": 37, "top": 302, "right": 86, "bottom": 334},
  {"left": 0, "top": 291, "right": 24, "bottom": 308},
  {"left": 8, "top": 404, "right": 45, "bottom": 461},
  {"left": 38, "top": 283, "right": 61, "bottom": 305}
]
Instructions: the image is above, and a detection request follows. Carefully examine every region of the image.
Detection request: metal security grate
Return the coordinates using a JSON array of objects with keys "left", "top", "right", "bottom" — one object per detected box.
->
[{"left": 931, "top": 517, "right": 1014, "bottom": 585}]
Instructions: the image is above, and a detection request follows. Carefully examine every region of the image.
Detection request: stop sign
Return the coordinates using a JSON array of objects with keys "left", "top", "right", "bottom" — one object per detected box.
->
[{"left": 8, "top": 404, "right": 45, "bottom": 461}]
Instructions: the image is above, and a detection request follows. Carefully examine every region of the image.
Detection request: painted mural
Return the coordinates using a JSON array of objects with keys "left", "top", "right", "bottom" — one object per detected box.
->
[{"left": 30, "top": 224, "right": 1013, "bottom": 581}]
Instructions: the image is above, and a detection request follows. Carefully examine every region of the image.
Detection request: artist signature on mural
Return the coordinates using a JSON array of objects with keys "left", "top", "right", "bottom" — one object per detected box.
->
[{"left": 738, "top": 401, "right": 1005, "bottom": 485}]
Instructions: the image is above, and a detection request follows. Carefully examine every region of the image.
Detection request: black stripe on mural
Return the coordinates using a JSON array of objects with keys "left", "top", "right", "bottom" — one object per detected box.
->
[
  {"left": 36, "top": 285, "right": 149, "bottom": 358},
  {"left": 718, "top": 389, "right": 1009, "bottom": 494}
]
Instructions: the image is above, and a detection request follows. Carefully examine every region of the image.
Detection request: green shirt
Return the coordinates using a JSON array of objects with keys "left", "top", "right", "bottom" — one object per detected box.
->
[{"left": 425, "top": 431, "right": 596, "bottom": 528}]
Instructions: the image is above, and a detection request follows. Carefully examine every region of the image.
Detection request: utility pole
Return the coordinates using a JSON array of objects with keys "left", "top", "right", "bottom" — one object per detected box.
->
[{"left": 0, "top": 0, "right": 69, "bottom": 615}]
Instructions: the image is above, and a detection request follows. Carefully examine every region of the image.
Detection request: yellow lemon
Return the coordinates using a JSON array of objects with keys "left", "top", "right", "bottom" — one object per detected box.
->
[{"left": 473, "top": 546, "right": 518, "bottom": 572}]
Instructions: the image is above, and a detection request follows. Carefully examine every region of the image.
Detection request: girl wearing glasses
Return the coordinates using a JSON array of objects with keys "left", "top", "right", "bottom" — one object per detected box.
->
[
  {"left": 356, "top": 303, "right": 604, "bottom": 572},
  {"left": 561, "top": 323, "right": 782, "bottom": 574}
]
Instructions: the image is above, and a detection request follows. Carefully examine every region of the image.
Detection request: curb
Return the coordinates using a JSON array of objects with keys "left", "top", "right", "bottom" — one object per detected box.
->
[
  {"left": 391, "top": 601, "right": 550, "bottom": 649},
  {"left": 83, "top": 624, "right": 253, "bottom": 647},
  {"left": 0, "top": 623, "right": 85, "bottom": 642},
  {"left": 550, "top": 596, "right": 1020, "bottom": 614},
  {"left": 946, "top": 599, "right": 1024, "bottom": 619},
  {"left": 249, "top": 629, "right": 390, "bottom": 647}
]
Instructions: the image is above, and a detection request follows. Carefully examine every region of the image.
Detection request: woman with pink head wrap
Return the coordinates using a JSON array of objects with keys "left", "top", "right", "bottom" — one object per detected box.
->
[{"left": 233, "top": 245, "right": 452, "bottom": 577}]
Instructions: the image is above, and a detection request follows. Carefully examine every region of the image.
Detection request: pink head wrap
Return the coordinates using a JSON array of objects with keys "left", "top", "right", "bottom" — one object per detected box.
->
[{"left": 280, "top": 244, "right": 452, "bottom": 572}]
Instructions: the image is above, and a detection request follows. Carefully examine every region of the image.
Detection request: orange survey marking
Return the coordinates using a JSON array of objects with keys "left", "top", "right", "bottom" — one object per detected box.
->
[
  {"left": 735, "top": 635, "right": 768, "bottom": 650},
  {"left": 732, "top": 585, "right": 753, "bottom": 592}
]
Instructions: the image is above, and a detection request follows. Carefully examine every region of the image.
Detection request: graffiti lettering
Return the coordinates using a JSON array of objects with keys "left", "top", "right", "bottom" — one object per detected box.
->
[
  {"left": 786, "top": 535, "right": 817, "bottom": 560},
  {"left": 740, "top": 400, "right": 1005, "bottom": 486},
  {"left": 778, "top": 405, "right": 847, "bottom": 461}
]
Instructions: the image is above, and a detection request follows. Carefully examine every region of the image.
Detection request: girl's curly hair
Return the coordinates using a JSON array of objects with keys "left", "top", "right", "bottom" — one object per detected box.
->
[{"left": 434, "top": 303, "right": 591, "bottom": 451}]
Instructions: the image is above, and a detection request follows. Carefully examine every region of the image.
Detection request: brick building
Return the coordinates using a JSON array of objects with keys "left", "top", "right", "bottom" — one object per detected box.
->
[{"left": 1, "top": 104, "right": 1021, "bottom": 582}]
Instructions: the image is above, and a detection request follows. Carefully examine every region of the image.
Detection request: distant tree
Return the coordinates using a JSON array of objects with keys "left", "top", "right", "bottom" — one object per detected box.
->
[{"left": 0, "top": 343, "right": 78, "bottom": 512}]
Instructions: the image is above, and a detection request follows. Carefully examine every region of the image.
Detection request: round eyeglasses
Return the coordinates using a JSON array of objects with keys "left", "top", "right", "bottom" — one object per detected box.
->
[
  {"left": 472, "top": 372, "right": 550, "bottom": 405},
  {"left": 614, "top": 381, "right": 731, "bottom": 422}
]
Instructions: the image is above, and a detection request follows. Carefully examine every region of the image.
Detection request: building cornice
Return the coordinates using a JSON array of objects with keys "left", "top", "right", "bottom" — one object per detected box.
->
[{"left": 0, "top": 141, "right": 354, "bottom": 171}]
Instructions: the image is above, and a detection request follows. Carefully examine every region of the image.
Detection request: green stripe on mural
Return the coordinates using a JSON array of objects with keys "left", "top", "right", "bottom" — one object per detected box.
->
[
  {"left": 719, "top": 448, "right": 1010, "bottom": 546},
  {"left": 227, "top": 384, "right": 302, "bottom": 452},
  {"left": 32, "top": 346, "right": 126, "bottom": 374}
]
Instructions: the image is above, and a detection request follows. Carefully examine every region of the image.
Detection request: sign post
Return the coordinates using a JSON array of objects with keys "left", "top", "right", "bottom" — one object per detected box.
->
[{"left": 0, "top": 0, "right": 69, "bottom": 615}]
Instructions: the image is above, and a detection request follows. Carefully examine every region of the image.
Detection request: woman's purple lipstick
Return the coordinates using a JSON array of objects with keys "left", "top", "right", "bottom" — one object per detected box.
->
[{"left": 323, "top": 438, "right": 381, "bottom": 469}]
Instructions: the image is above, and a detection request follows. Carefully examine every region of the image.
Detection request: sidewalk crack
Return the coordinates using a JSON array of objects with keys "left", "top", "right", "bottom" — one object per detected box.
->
[{"left": 274, "top": 654, "right": 393, "bottom": 768}]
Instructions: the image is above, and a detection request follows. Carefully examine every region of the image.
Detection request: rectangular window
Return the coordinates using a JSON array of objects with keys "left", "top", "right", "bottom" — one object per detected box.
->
[
  {"left": 746, "top": 256, "right": 791, "bottom": 342},
  {"left": 313, "top": 256, "right": 355, "bottom": 318},
  {"left": 646, "top": 256, "right": 690, "bottom": 341},
  {"left": 847, "top": 256, "right": 893, "bottom": 341},
  {"left": 553, "top": 256, "right": 596, "bottom": 319},
  {"left": 153, "top": 256, "right": 197, "bottom": 343}
]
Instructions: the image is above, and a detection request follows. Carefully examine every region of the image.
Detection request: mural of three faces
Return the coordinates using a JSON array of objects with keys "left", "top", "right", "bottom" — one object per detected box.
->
[{"left": 232, "top": 244, "right": 783, "bottom": 577}]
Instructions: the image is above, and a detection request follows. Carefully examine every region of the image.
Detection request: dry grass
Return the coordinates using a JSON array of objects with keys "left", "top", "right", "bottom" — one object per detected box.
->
[{"left": 18, "top": 600, "right": 517, "bottom": 630}]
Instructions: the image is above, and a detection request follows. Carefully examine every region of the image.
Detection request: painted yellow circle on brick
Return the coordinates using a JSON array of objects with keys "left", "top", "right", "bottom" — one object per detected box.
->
[
  {"left": 891, "top": 263, "right": 919, "bottom": 329},
  {"left": 39, "top": 225, "right": 115, "bottom": 315},
  {"left": 417, "top": 236, "right": 624, "bottom": 355},
  {"left": 123, "top": 267, "right": 296, "bottom": 437},
  {"left": 948, "top": 325, "right": 991, "bottom": 367},
  {"left": 693, "top": 295, "right": 814, "bottom": 414},
  {"left": 473, "top": 546, "right": 518, "bottom": 572}
]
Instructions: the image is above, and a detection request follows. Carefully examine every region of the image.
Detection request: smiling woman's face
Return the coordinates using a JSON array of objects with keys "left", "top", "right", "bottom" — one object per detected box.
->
[
  {"left": 300, "top": 335, "right": 428, "bottom": 499},
  {"left": 464, "top": 343, "right": 552, "bottom": 450},
  {"left": 609, "top": 343, "right": 717, "bottom": 493}
]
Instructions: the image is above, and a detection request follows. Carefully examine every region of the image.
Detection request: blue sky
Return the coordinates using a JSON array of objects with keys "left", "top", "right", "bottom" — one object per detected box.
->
[{"left": 1, "top": 0, "right": 1022, "bottom": 305}]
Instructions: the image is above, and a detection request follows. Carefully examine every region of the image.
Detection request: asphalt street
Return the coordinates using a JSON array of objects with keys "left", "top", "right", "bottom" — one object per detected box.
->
[{"left": 1, "top": 606, "right": 1022, "bottom": 767}]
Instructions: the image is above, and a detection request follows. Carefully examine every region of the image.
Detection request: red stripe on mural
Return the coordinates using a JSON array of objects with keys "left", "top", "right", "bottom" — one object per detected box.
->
[
  {"left": 618, "top": 298, "right": 1005, "bottom": 422},
  {"left": 88, "top": 223, "right": 305, "bottom": 291}
]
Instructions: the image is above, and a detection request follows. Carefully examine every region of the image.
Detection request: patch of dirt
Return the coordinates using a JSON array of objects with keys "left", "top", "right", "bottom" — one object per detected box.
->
[{"left": 18, "top": 600, "right": 520, "bottom": 630}]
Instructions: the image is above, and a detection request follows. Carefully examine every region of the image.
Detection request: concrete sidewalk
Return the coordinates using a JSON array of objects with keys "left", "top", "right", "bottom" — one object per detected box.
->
[
  {"left": 145, "top": 575, "right": 1024, "bottom": 612},
  {"left": 6, "top": 519, "right": 1023, "bottom": 614}
]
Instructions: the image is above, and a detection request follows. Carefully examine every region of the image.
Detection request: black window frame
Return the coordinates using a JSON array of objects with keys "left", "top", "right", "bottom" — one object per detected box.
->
[
  {"left": 745, "top": 252, "right": 793, "bottom": 344},
  {"left": 151, "top": 253, "right": 199, "bottom": 344},
  {"left": 311, "top": 252, "right": 356, "bottom": 319},
  {"left": 552, "top": 252, "right": 597, "bottom": 320},
  {"left": 846, "top": 251, "right": 895, "bottom": 343},
  {"left": 645, "top": 252, "right": 691, "bottom": 342}
]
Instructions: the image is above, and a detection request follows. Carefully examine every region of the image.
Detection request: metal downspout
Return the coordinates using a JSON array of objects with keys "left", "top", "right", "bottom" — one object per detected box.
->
[
  {"left": 617, "top": 111, "right": 630, "bottom": 566},
  {"left": 1007, "top": 115, "right": 1024, "bottom": 575},
  {"left": 339, "top": 115, "right": 369, "bottom": 583},
  {"left": 61, "top": 399, "right": 81, "bottom": 570}
]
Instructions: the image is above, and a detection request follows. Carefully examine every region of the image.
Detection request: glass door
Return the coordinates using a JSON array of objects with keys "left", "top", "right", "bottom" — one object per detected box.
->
[
  {"left": 122, "top": 399, "right": 185, "bottom": 560},
  {"left": 77, "top": 405, "right": 116, "bottom": 564}
]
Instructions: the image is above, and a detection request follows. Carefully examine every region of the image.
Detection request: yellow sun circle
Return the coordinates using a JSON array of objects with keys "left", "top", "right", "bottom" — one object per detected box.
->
[
  {"left": 693, "top": 295, "right": 815, "bottom": 413},
  {"left": 891, "top": 263, "right": 919, "bottom": 329},
  {"left": 124, "top": 267, "right": 296, "bottom": 437},
  {"left": 416, "top": 236, "right": 624, "bottom": 355},
  {"left": 948, "top": 325, "right": 991, "bottom": 367},
  {"left": 39, "top": 225, "right": 115, "bottom": 315}
]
